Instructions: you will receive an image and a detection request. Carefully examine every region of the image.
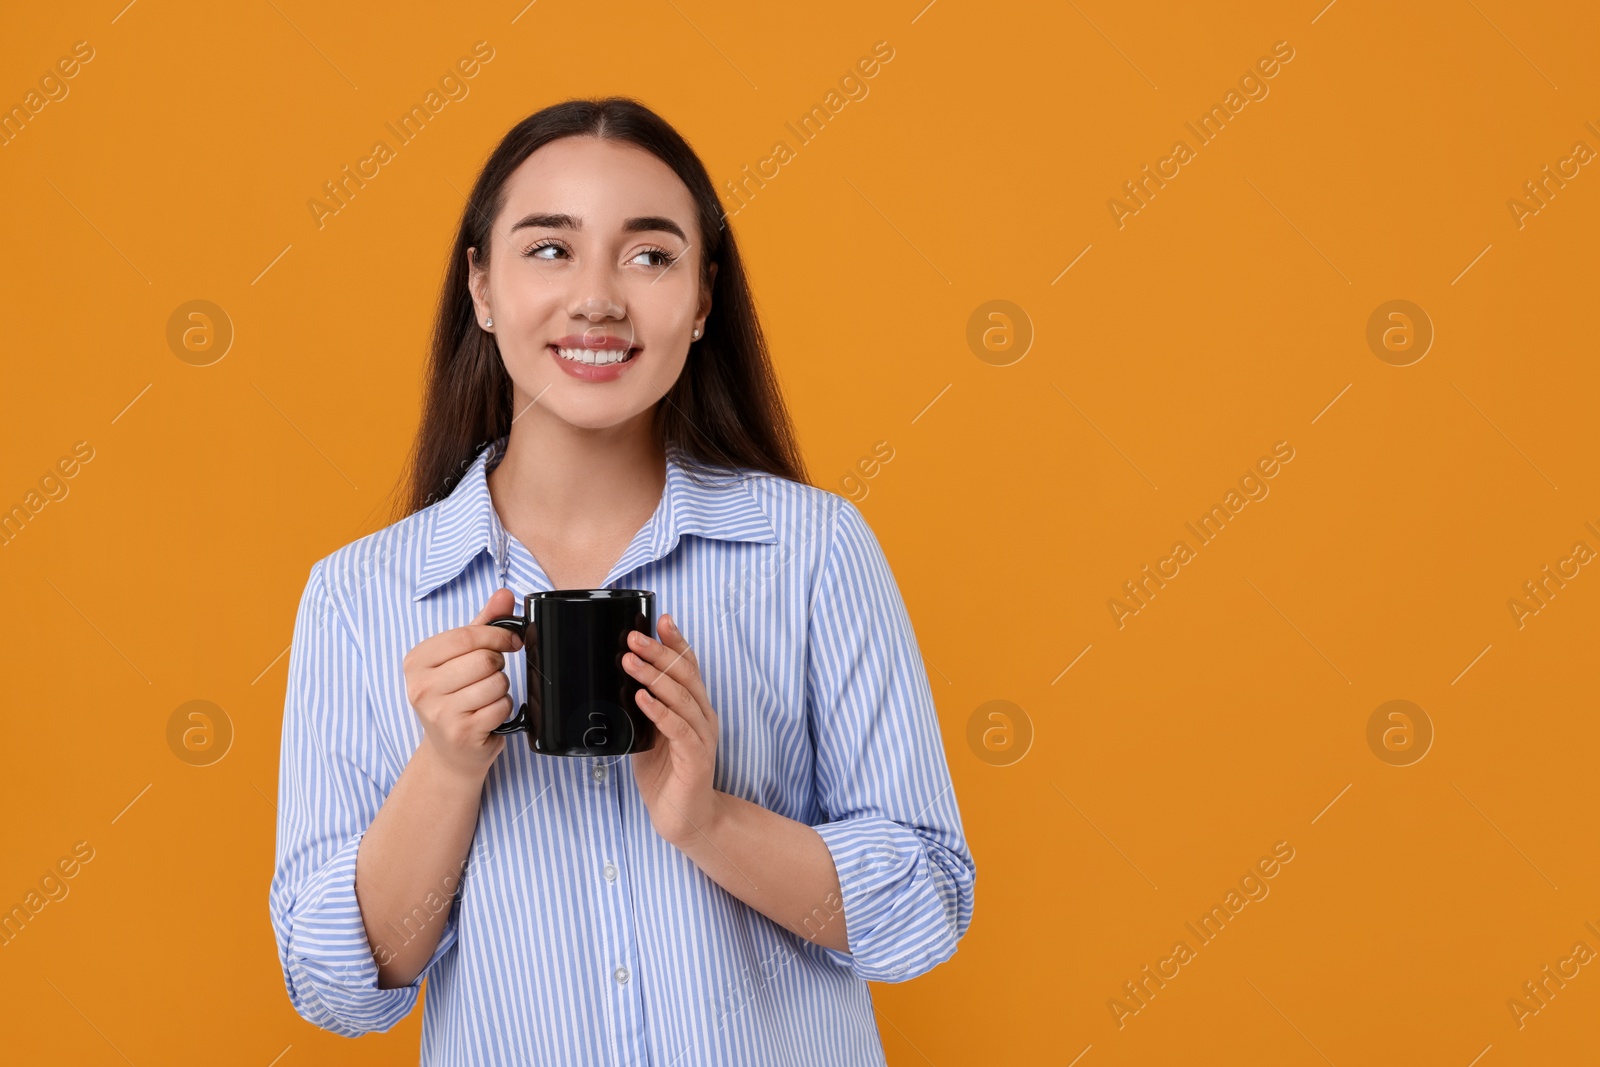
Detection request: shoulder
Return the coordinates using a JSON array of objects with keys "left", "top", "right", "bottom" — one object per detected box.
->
[
  {"left": 703, "top": 463, "right": 864, "bottom": 545},
  {"left": 716, "top": 466, "right": 887, "bottom": 574},
  {"left": 740, "top": 467, "right": 845, "bottom": 526},
  {"left": 302, "top": 501, "right": 441, "bottom": 613}
]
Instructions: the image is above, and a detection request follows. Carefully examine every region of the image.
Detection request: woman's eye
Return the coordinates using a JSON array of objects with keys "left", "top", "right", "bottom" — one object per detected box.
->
[
  {"left": 524, "top": 241, "right": 566, "bottom": 260},
  {"left": 521, "top": 242, "right": 675, "bottom": 268},
  {"left": 634, "top": 247, "right": 676, "bottom": 269}
]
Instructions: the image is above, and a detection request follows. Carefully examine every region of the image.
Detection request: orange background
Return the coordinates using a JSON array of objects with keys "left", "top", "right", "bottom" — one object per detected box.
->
[{"left": 3, "top": 1, "right": 1598, "bottom": 1063}]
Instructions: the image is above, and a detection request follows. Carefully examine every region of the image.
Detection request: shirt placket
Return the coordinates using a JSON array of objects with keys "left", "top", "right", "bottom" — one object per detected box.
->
[
  {"left": 493, "top": 502, "right": 652, "bottom": 1065},
  {"left": 587, "top": 752, "right": 650, "bottom": 1065}
]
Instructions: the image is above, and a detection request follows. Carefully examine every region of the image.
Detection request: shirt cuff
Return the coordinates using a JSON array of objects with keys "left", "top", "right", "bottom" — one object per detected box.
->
[
  {"left": 279, "top": 831, "right": 461, "bottom": 1036},
  {"left": 811, "top": 815, "right": 973, "bottom": 983}
]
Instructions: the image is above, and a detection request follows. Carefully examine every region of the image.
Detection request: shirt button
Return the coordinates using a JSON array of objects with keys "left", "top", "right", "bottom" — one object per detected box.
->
[
  {"left": 603, "top": 862, "right": 618, "bottom": 883},
  {"left": 614, "top": 966, "right": 630, "bottom": 985},
  {"left": 593, "top": 763, "right": 608, "bottom": 783}
]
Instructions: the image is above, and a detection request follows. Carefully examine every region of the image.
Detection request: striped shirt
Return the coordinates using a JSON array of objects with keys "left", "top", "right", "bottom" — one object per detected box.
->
[{"left": 268, "top": 434, "right": 976, "bottom": 1065}]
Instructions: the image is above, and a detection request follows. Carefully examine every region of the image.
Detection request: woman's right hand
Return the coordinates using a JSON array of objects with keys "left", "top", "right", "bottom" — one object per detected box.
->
[{"left": 402, "top": 587, "right": 524, "bottom": 783}]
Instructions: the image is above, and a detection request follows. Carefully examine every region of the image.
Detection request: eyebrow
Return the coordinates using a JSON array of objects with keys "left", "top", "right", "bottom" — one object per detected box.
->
[{"left": 508, "top": 212, "right": 688, "bottom": 243}]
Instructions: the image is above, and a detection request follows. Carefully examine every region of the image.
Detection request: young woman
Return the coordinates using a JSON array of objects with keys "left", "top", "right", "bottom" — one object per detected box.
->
[{"left": 268, "top": 97, "right": 975, "bottom": 1065}]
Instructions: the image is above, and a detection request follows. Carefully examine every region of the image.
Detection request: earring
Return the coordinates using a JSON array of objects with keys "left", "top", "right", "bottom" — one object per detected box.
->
[
  {"left": 692, "top": 328, "right": 700, "bottom": 339},
  {"left": 485, "top": 315, "right": 493, "bottom": 328}
]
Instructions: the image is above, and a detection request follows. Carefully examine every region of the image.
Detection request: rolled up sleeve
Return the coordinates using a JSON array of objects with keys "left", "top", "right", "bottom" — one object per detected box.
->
[
  {"left": 806, "top": 499, "right": 976, "bottom": 982},
  {"left": 267, "top": 558, "right": 461, "bottom": 1036}
]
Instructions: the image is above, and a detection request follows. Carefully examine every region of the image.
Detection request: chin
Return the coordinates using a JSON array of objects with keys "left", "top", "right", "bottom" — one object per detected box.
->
[{"left": 542, "top": 398, "right": 658, "bottom": 432}]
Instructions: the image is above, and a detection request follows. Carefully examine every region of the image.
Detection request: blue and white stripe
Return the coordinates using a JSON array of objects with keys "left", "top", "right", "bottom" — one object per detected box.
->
[{"left": 268, "top": 435, "right": 976, "bottom": 1065}]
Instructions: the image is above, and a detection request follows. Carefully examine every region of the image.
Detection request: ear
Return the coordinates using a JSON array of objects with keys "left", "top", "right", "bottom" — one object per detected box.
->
[
  {"left": 697, "top": 260, "right": 718, "bottom": 322},
  {"left": 467, "top": 245, "right": 490, "bottom": 321}
]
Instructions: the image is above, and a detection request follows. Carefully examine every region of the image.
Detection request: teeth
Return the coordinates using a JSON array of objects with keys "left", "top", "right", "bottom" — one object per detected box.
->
[{"left": 555, "top": 346, "right": 633, "bottom": 365}]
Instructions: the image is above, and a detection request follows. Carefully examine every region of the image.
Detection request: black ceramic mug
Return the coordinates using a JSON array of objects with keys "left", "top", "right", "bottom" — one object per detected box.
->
[{"left": 486, "top": 589, "right": 658, "bottom": 757}]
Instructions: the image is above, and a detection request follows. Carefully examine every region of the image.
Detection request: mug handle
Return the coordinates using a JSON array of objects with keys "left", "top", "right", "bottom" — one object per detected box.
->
[{"left": 485, "top": 614, "right": 529, "bottom": 735}]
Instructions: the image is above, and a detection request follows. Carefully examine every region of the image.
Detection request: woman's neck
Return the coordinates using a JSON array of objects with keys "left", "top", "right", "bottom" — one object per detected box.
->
[{"left": 486, "top": 410, "right": 667, "bottom": 547}]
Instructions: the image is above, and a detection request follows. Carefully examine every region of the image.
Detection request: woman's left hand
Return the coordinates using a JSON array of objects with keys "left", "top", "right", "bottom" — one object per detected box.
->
[{"left": 624, "top": 613, "right": 721, "bottom": 849}]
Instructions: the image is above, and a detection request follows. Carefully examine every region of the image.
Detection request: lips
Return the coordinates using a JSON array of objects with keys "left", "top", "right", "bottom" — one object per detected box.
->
[
  {"left": 552, "top": 334, "right": 634, "bottom": 350},
  {"left": 548, "top": 341, "right": 641, "bottom": 382},
  {"left": 548, "top": 333, "right": 638, "bottom": 368},
  {"left": 549, "top": 344, "right": 638, "bottom": 366}
]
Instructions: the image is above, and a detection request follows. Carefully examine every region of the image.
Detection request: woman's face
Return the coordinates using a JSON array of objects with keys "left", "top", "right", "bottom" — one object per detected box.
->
[{"left": 468, "top": 136, "right": 715, "bottom": 434}]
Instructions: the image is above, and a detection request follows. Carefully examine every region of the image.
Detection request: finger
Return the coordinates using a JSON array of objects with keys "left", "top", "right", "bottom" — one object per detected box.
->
[
  {"left": 470, "top": 587, "right": 524, "bottom": 651},
  {"left": 415, "top": 617, "right": 521, "bottom": 672},
  {"left": 657, "top": 615, "right": 713, "bottom": 708},
  {"left": 467, "top": 691, "right": 518, "bottom": 732},
  {"left": 416, "top": 591, "right": 522, "bottom": 669},
  {"left": 432, "top": 644, "right": 513, "bottom": 696},
  {"left": 660, "top": 614, "right": 698, "bottom": 664},
  {"left": 471, "top": 588, "right": 515, "bottom": 626},
  {"left": 445, "top": 672, "right": 512, "bottom": 717},
  {"left": 635, "top": 685, "right": 700, "bottom": 749},
  {"left": 624, "top": 651, "right": 696, "bottom": 718},
  {"left": 629, "top": 621, "right": 706, "bottom": 705},
  {"left": 625, "top": 650, "right": 714, "bottom": 754},
  {"left": 634, "top": 619, "right": 716, "bottom": 748}
]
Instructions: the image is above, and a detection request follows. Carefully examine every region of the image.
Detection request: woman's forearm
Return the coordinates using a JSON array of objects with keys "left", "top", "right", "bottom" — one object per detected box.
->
[
  {"left": 354, "top": 738, "right": 488, "bottom": 988},
  {"left": 671, "top": 791, "right": 851, "bottom": 953}
]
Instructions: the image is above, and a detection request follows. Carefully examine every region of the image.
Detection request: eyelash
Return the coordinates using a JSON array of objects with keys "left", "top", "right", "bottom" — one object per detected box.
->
[{"left": 522, "top": 239, "right": 677, "bottom": 269}]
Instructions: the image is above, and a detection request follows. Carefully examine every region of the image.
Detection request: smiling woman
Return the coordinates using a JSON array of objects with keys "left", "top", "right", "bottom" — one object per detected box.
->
[
  {"left": 268, "top": 96, "right": 975, "bottom": 1067},
  {"left": 492, "top": 201, "right": 695, "bottom": 382}
]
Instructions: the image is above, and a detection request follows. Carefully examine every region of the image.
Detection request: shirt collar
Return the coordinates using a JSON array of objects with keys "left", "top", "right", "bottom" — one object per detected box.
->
[{"left": 411, "top": 436, "right": 780, "bottom": 601}]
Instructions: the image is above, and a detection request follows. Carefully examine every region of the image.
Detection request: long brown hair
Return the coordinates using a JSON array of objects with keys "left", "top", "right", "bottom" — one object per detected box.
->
[{"left": 387, "top": 96, "right": 810, "bottom": 522}]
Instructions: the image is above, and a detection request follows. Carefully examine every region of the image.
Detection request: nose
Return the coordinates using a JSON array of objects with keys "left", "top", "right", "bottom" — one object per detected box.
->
[
  {"left": 570, "top": 294, "right": 626, "bottom": 347},
  {"left": 573, "top": 295, "right": 624, "bottom": 321},
  {"left": 569, "top": 256, "right": 626, "bottom": 323},
  {"left": 569, "top": 294, "right": 630, "bottom": 348}
]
